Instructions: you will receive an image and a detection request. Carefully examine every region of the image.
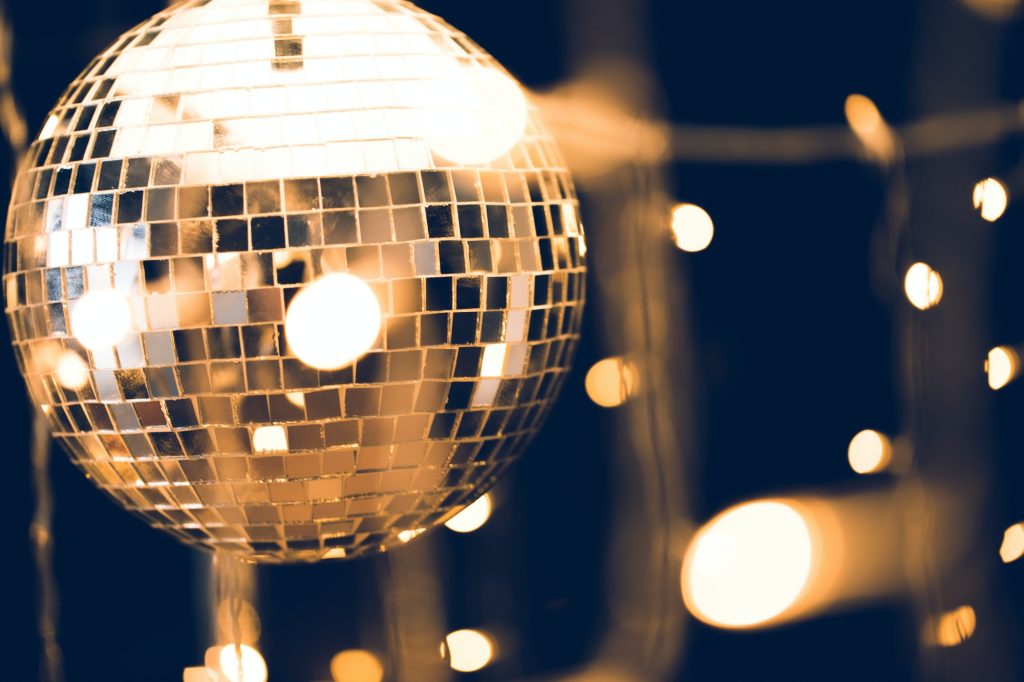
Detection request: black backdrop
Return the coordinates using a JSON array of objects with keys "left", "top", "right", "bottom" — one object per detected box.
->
[{"left": 7, "top": 1, "right": 1024, "bottom": 680}]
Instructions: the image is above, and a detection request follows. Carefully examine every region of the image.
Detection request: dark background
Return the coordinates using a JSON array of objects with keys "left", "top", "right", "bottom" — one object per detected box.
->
[{"left": 6, "top": 1, "right": 1024, "bottom": 680}]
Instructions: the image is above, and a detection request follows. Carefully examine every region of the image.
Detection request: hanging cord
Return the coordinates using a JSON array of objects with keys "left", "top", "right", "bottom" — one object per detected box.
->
[
  {"left": 30, "top": 411, "right": 63, "bottom": 682},
  {"left": 1, "top": 3, "right": 62, "bottom": 681},
  {"left": 213, "top": 551, "right": 248, "bottom": 682}
]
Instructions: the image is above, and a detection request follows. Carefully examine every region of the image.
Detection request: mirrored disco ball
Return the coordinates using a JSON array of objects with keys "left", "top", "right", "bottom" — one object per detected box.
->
[{"left": 4, "top": 0, "right": 586, "bottom": 562}]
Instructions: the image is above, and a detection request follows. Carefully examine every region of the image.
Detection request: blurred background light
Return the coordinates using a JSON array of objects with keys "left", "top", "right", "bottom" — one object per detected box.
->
[
  {"left": 670, "top": 203, "right": 715, "bottom": 252},
  {"left": 284, "top": 273, "right": 382, "bottom": 371},
  {"left": 844, "top": 94, "right": 895, "bottom": 162},
  {"left": 986, "top": 346, "right": 1020, "bottom": 390},
  {"left": 210, "top": 644, "right": 267, "bottom": 682},
  {"left": 445, "top": 493, "right": 493, "bottom": 534},
  {"left": 924, "top": 605, "right": 977, "bottom": 648},
  {"left": 70, "top": 289, "right": 132, "bottom": 351},
  {"left": 1000, "top": 524, "right": 1024, "bottom": 563},
  {"left": 585, "top": 356, "right": 639, "bottom": 408},
  {"left": 442, "top": 629, "right": 495, "bottom": 673},
  {"left": 973, "top": 177, "right": 1009, "bottom": 221},
  {"left": 904, "top": 263, "right": 944, "bottom": 310},
  {"left": 330, "top": 649, "right": 384, "bottom": 682},
  {"left": 847, "top": 430, "right": 893, "bottom": 475},
  {"left": 54, "top": 351, "right": 89, "bottom": 391},
  {"left": 681, "top": 500, "right": 816, "bottom": 629}
]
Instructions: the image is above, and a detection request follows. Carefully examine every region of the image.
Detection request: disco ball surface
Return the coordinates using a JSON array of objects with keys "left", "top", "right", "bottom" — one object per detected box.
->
[{"left": 4, "top": 0, "right": 586, "bottom": 562}]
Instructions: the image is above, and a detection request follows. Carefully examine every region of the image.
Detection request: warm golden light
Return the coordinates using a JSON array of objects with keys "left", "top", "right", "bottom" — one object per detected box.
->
[
  {"left": 986, "top": 346, "right": 1020, "bottom": 390},
  {"left": 585, "top": 356, "right": 639, "bottom": 408},
  {"left": 397, "top": 528, "right": 426, "bottom": 543},
  {"left": 904, "top": 262, "right": 943, "bottom": 310},
  {"left": 253, "top": 426, "right": 288, "bottom": 454},
  {"left": 55, "top": 351, "right": 89, "bottom": 390},
  {"left": 926, "top": 606, "right": 977, "bottom": 648},
  {"left": 973, "top": 177, "right": 1009, "bottom": 222},
  {"left": 215, "top": 645, "right": 268, "bottom": 682},
  {"left": 442, "top": 629, "right": 494, "bottom": 673},
  {"left": 1000, "top": 523, "right": 1024, "bottom": 563},
  {"left": 285, "top": 273, "right": 381, "bottom": 371},
  {"left": 331, "top": 650, "right": 384, "bottom": 682},
  {"left": 480, "top": 343, "right": 509, "bottom": 378},
  {"left": 285, "top": 392, "right": 306, "bottom": 409},
  {"left": 426, "top": 67, "right": 528, "bottom": 165},
  {"left": 670, "top": 203, "right": 715, "bottom": 253},
  {"left": 844, "top": 94, "right": 895, "bottom": 162},
  {"left": 682, "top": 500, "right": 816, "bottom": 629},
  {"left": 847, "top": 430, "right": 893, "bottom": 475},
  {"left": 445, "top": 493, "right": 493, "bottom": 534},
  {"left": 70, "top": 289, "right": 132, "bottom": 351}
]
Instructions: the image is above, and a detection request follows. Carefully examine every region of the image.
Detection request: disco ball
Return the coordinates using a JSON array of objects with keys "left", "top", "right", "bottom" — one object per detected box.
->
[{"left": 4, "top": 0, "right": 586, "bottom": 562}]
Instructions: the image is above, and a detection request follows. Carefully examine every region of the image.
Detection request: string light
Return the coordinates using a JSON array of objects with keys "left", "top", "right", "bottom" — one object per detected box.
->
[
  {"left": 69, "top": 289, "right": 132, "bottom": 351},
  {"left": 670, "top": 203, "right": 715, "bottom": 252},
  {"left": 904, "top": 263, "right": 944, "bottom": 310},
  {"left": 330, "top": 650, "right": 384, "bottom": 682},
  {"left": 284, "top": 273, "right": 382, "bottom": 371},
  {"left": 925, "top": 606, "right": 977, "bottom": 648},
  {"left": 585, "top": 356, "right": 639, "bottom": 408},
  {"left": 847, "top": 430, "right": 893, "bottom": 475},
  {"left": 986, "top": 346, "right": 1020, "bottom": 390},
  {"left": 445, "top": 493, "right": 493, "bottom": 534},
  {"left": 844, "top": 94, "right": 896, "bottom": 163},
  {"left": 214, "top": 644, "right": 268, "bottom": 682},
  {"left": 54, "top": 351, "right": 89, "bottom": 390},
  {"left": 973, "top": 177, "right": 1009, "bottom": 222},
  {"left": 681, "top": 500, "right": 816, "bottom": 629},
  {"left": 442, "top": 629, "right": 495, "bottom": 673},
  {"left": 999, "top": 523, "right": 1024, "bottom": 563}
]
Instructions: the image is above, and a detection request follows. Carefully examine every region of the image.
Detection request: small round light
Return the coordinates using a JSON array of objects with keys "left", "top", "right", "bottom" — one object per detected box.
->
[
  {"left": 973, "top": 177, "right": 1009, "bottom": 222},
  {"left": 1000, "top": 524, "right": 1024, "bottom": 564},
  {"left": 442, "top": 629, "right": 494, "bottom": 673},
  {"left": 847, "top": 430, "right": 893, "bottom": 475},
  {"left": 445, "top": 493, "right": 493, "bottom": 534},
  {"left": 670, "top": 203, "right": 715, "bottom": 253},
  {"left": 331, "top": 650, "right": 384, "bottom": 682},
  {"left": 70, "top": 290, "right": 132, "bottom": 351},
  {"left": 55, "top": 351, "right": 90, "bottom": 390},
  {"left": 585, "top": 356, "right": 638, "bottom": 408},
  {"left": 216, "top": 644, "right": 267, "bottom": 682},
  {"left": 682, "top": 500, "right": 816, "bottom": 629},
  {"left": 285, "top": 274, "right": 382, "bottom": 371},
  {"left": 904, "top": 263, "right": 943, "bottom": 311},
  {"left": 987, "top": 346, "right": 1020, "bottom": 390}
]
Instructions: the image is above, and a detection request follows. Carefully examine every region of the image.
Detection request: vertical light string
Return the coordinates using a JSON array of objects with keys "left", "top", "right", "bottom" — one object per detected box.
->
[
  {"left": 1, "top": 2, "right": 63, "bottom": 680},
  {"left": 212, "top": 552, "right": 256, "bottom": 682}
]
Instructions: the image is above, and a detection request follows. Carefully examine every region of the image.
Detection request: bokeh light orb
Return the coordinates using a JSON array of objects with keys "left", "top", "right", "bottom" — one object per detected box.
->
[{"left": 4, "top": 0, "right": 586, "bottom": 562}]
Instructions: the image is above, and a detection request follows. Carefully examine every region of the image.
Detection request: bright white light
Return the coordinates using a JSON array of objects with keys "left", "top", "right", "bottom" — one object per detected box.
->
[
  {"left": 987, "top": 346, "right": 1020, "bottom": 390},
  {"left": 55, "top": 351, "right": 90, "bottom": 390},
  {"left": 480, "top": 343, "right": 508, "bottom": 378},
  {"left": 253, "top": 426, "right": 288, "bottom": 454},
  {"left": 445, "top": 494, "right": 493, "bottom": 534},
  {"left": 904, "top": 262, "right": 943, "bottom": 311},
  {"left": 425, "top": 67, "right": 528, "bottom": 165},
  {"left": 1000, "top": 523, "right": 1024, "bottom": 564},
  {"left": 682, "top": 500, "right": 815, "bottom": 629},
  {"left": 217, "top": 644, "right": 268, "bottom": 682},
  {"left": 397, "top": 528, "right": 426, "bottom": 543},
  {"left": 285, "top": 273, "right": 382, "bottom": 371},
  {"left": 442, "top": 629, "right": 494, "bottom": 673},
  {"left": 974, "top": 177, "right": 1009, "bottom": 222},
  {"left": 847, "top": 430, "right": 893, "bottom": 475},
  {"left": 671, "top": 203, "right": 715, "bottom": 252},
  {"left": 70, "top": 289, "right": 132, "bottom": 351}
]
